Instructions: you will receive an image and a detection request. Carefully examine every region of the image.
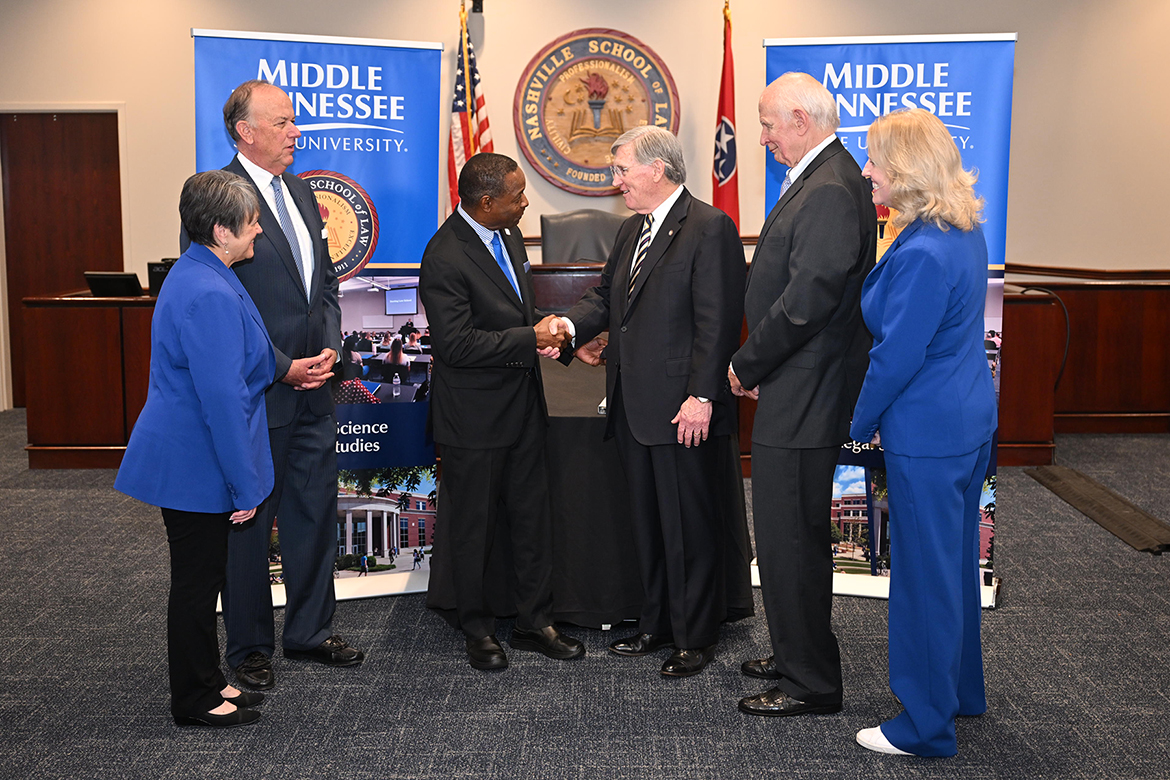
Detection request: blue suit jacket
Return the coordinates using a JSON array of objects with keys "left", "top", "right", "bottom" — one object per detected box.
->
[
  {"left": 849, "top": 219, "right": 996, "bottom": 457},
  {"left": 116, "top": 244, "right": 276, "bottom": 512}
]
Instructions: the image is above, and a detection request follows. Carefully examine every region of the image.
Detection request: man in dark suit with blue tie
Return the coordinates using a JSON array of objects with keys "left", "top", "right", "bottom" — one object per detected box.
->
[
  {"left": 419, "top": 152, "right": 584, "bottom": 671},
  {"left": 729, "top": 72, "right": 876, "bottom": 716},
  {"left": 212, "top": 80, "right": 363, "bottom": 689}
]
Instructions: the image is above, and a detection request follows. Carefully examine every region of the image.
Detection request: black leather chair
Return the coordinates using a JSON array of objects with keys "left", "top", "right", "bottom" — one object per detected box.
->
[{"left": 540, "top": 208, "right": 628, "bottom": 264}]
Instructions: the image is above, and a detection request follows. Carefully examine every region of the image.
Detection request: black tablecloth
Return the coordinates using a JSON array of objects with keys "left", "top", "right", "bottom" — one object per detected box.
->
[{"left": 429, "top": 359, "right": 754, "bottom": 629}]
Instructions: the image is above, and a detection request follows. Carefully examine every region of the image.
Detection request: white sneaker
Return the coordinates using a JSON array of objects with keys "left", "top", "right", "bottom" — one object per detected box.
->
[{"left": 856, "top": 727, "right": 914, "bottom": 756}]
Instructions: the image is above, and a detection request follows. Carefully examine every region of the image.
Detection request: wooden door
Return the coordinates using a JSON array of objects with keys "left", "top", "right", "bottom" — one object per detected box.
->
[{"left": 1, "top": 112, "right": 123, "bottom": 407}]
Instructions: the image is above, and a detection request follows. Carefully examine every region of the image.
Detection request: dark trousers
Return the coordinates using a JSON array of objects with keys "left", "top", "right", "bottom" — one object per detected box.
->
[
  {"left": 751, "top": 443, "right": 843, "bottom": 704},
  {"left": 161, "top": 507, "right": 231, "bottom": 717},
  {"left": 224, "top": 396, "right": 337, "bottom": 667},
  {"left": 434, "top": 378, "right": 555, "bottom": 639},
  {"left": 882, "top": 441, "right": 992, "bottom": 757},
  {"left": 612, "top": 383, "right": 725, "bottom": 650}
]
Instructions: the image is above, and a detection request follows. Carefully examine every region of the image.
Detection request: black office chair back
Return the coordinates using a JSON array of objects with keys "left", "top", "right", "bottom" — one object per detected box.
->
[{"left": 540, "top": 209, "right": 628, "bottom": 264}]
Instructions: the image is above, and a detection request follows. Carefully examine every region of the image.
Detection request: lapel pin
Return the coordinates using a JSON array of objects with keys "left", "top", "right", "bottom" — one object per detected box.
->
[{"left": 668, "top": 230, "right": 674, "bottom": 236}]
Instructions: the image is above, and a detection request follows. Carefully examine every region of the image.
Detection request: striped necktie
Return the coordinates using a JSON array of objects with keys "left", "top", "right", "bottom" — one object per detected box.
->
[
  {"left": 627, "top": 213, "right": 654, "bottom": 299},
  {"left": 271, "top": 175, "right": 309, "bottom": 299}
]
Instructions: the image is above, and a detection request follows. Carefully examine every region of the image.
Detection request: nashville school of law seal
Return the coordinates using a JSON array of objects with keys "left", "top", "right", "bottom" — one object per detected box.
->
[
  {"left": 513, "top": 29, "right": 681, "bottom": 196},
  {"left": 299, "top": 170, "right": 380, "bottom": 281}
]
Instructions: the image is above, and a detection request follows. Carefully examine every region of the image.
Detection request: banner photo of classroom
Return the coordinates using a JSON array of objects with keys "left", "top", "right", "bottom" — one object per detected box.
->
[
  {"left": 763, "top": 35, "right": 1014, "bottom": 604},
  {"left": 193, "top": 30, "right": 442, "bottom": 601}
]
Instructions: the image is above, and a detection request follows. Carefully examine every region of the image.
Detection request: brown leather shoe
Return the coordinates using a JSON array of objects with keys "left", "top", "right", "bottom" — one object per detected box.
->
[
  {"left": 660, "top": 645, "right": 716, "bottom": 677},
  {"left": 608, "top": 633, "right": 674, "bottom": 657},
  {"left": 741, "top": 655, "right": 781, "bottom": 680}
]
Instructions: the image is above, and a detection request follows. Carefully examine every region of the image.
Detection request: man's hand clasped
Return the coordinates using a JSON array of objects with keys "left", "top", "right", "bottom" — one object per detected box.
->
[
  {"left": 534, "top": 315, "right": 572, "bottom": 359},
  {"left": 728, "top": 365, "right": 758, "bottom": 400},
  {"left": 282, "top": 348, "right": 336, "bottom": 391}
]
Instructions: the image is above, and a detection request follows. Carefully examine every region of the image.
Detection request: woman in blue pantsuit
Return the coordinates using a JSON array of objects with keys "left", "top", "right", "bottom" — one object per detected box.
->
[
  {"left": 849, "top": 109, "right": 997, "bottom": 757},
  {"left": 116, "top": 170, "right": 275, "bottom": 728}
]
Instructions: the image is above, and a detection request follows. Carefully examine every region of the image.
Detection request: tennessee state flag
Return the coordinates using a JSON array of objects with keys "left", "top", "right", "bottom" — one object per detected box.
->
[{"left": 712, "top": 1, "right": 739, "bottom": 230}]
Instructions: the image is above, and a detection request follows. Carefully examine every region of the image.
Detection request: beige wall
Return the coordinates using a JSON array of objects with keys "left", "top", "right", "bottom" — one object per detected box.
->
[{"left": 0, "top": 0, "right": 1167, "bottom": 283}]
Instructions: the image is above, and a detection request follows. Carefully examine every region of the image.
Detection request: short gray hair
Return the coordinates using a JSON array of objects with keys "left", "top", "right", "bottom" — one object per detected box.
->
[
  {"left": 767, "top": 72, "right": 840, "bottom": 133},
  {"left": 223, "top": 79, "right": 270, "bottom": 142},
  {"left": 179, "top": 170, "right": 261, "bottom": 248},
  {"left": 611, "top": 126, "right": 686, "bottom": 185}
]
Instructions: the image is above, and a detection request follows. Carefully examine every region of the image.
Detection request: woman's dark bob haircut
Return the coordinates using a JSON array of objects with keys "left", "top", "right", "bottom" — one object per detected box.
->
[{"left": 179, "top": 170, "right": 261, "bottom": 248}]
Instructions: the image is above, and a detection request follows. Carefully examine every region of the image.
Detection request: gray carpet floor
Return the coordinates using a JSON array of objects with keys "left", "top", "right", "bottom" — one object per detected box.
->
[{"left": 0, "top": 409, "right": 1167, "bottom": 779}]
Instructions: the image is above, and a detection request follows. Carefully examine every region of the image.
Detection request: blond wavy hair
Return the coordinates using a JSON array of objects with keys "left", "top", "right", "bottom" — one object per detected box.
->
[{"left": 866, "top": 109, "right": 984, "bottom": 232}]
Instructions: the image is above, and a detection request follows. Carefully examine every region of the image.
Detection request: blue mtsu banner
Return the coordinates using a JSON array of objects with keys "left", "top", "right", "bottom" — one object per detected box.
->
[
  {"left": 193, "top": 30, "right": 442, "bottom": 470},
  {"left": 764, "top": 35, "right": 1016, "bottom": 276},
  {"left": 193, "top": 29, "right": 442, "bottom": 276}
]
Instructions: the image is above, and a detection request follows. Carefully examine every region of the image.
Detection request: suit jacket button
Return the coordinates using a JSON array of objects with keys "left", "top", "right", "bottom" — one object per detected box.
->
[{"left": 621, "top": 326, "right": 628, "bottom": 333}]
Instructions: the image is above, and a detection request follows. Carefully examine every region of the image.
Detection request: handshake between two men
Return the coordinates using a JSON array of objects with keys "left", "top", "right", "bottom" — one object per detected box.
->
[
  {"left": 532, "top": 315, "right": 607, "bottom": 366},
  {"left": 531, "top": 314, "right": 711, "bottom": 449}
]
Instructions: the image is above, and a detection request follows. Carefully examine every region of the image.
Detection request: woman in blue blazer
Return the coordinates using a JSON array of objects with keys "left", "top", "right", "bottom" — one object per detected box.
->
[
  {"left": 116, "top": 171, "right": 275, "bottom": 728},
  {"left": 849, "top": 110, "right": 997, "bottom": 757}
]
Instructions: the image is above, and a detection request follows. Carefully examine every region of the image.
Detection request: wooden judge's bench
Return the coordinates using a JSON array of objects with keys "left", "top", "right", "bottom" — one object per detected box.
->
[
  {"left": 22, "top": 290, "right": 154, "bottom": 468},
  {"left": 26, "top": 262, "right": 1154, "bottom": 470}
]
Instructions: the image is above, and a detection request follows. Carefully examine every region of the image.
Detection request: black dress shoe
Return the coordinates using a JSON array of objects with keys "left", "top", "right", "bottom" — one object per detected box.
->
[
  {"left": 466, "top": 635, "right": 508, "bottom": 670},
  {"left": 660, "top": 645, "right": 716, "bottom": 677},
  {"left": 738, "top": 687, "right": 843, "bottom": 717},
  {"left": 234, "top": 652, "right": 274, "bottom": 690},
  {"left": 509, "top": 625, "right": 586, "bottom": 660},
  {"left": 174, "top": 707, "right": 261, "bottom": 728},
  {"left": 225, "top": 690, "right": 265, "bottom": 707},
  {"left": 284, "top": 635, "right": 365, "bottom": 667},
  {"left": 608, "top": 633, "right": 674, "bottom": 657},
  {"left": 741, "top": 655, "right": 781, "bottom": 680}
]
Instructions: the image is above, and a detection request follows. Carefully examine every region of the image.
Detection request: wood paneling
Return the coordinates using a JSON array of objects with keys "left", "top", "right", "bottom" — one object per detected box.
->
[
  {"left": 531, "top": 264, "right": 603, "bottom": 313},
  {"left": 24, "top": 304, "right": 124, "bottom": 445},
  {"left": 1035, "top": 283, "right": 1170, "bottom": 432},
  {"left": 999, "top": 293, "right": 1063, "bottom": 465},
  {"left": 122, "top": 306, "right": 153, "bottom": 434},
  {"left": 23, "top": 293, "right": 154, "bottom": 469},
  {"left": 1, "top": 112, "right": 123, "bottom": 406}
]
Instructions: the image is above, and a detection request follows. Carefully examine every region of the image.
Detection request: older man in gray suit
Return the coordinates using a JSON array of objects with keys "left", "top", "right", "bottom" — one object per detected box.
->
[{"left": 729, "top": 72, "right": 876, "bottom": 717}]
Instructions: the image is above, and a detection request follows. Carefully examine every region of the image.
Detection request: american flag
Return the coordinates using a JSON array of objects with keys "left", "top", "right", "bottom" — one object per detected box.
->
[{"left": 447, "top": 8, "right": 493, "bottom": 210}]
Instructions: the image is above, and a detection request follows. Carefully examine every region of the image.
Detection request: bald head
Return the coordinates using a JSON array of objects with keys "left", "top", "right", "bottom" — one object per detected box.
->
[
  {"left": 761, "top": 73, "right": 840, "bottom": 134},
  {"left": 758, "top": 72, "right": 839, "bottom": 168}
]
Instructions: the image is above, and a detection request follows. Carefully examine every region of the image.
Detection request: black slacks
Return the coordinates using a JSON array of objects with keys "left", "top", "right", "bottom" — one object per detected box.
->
[
  {"left": 161, "top": 507, "right": 231, "bottom": 717},
  {"left": 751, "top": 443, "right": 843, "bottom": 705},
  {"left": 431, "top": 377, "right": 555, "bottom": 639},
  {"left": 612, "top": 382, "right": 725, "bottom": 650},
  {"left": 224, "top": 396, "right": 336, "bottom": 668}
]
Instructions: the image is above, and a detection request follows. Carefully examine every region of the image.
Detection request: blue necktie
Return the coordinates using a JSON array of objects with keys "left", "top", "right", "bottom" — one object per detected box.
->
[
  {"left": 491, "top": 232, "right": 522, "bottom": 300},
  {"left": 779, "top": 171, "right": 793, "bottom": 198},
  {"left": 271, "top": 175, "right": 309, "bottom": 299}
]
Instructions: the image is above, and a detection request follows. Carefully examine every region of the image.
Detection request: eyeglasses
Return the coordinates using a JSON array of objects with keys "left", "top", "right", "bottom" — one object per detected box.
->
[{"left": 611, "top": 160, "right": 660, "bottom": 180}]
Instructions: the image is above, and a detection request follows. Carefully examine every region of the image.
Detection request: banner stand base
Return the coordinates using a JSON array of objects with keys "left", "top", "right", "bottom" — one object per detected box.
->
[{"left": 750, "top": 559, "right": 1000, "bottom": 609}]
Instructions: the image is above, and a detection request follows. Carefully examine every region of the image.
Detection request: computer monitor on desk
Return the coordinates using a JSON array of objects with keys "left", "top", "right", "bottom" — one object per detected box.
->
[{"left": 84, "top": 271, "right": 145, "bottom": 297}]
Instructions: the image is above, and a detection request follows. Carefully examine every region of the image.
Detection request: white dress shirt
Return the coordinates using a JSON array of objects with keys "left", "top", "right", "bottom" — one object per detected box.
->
[{"left": 235, "top": 152, "right": 315, "bottom": 293}]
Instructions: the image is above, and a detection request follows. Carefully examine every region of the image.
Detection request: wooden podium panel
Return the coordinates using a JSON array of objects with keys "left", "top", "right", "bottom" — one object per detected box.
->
[
  {"left": 998, "top": 292, "right": 1063, "bottom": 466},
  {"left": 23, "top": 292, "right": 154, "bottom": 468}
]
